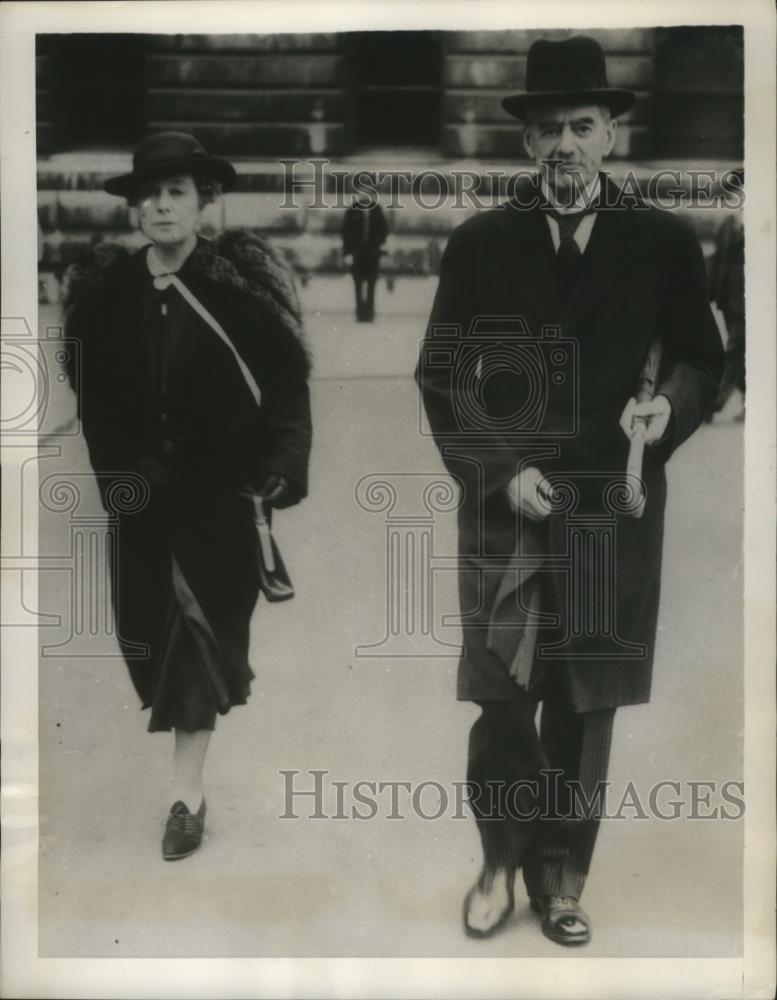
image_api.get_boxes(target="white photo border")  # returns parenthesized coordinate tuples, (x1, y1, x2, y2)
(1, 1, 774, 997)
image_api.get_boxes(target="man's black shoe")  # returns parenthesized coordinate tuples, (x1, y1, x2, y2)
(531, 894, 591, 946)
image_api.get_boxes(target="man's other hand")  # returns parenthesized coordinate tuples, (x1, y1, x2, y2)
(505, 466, 555, 522)
(619, 394, 672, 445)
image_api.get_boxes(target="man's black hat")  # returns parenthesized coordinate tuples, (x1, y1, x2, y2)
(501, 35, 635, 120)
(104, 131, 237, 198)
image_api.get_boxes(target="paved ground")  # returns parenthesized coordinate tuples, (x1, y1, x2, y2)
(36, 276, 743, 957)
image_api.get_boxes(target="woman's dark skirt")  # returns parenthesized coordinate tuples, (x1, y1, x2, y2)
(108, 486, 261, 732)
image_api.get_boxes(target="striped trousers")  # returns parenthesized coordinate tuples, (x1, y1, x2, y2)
(467, 689, 615, 900)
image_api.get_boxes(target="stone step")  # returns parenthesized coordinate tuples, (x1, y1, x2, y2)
(71, 119, 652, 160)
(147, 87, 347, 123)
(37, 156, 743, 196)
(443, 53, 655, 89)
(38, 177, 741, 237)
(144, 121, 349, 156)
(36, 159, 321, 194)
(442, 89, 653, 124)
(145, 33, 340, 53)
(442, 123, 652, 159)
(146, 53, 345, 88)
(445, 28, 656, 53)
(37, 155, 742, 277)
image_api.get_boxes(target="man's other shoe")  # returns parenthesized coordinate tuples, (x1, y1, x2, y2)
(531, 894, 591, 946)
(463, 868, 515, 938)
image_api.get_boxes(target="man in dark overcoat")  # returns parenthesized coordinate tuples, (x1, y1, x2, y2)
(342, 193, 388, 321)
(416, 36, 724, 946)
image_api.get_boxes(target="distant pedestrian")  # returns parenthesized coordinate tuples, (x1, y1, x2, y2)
(342, 194, 387, 321)
(708, 209, 745, 419)
(63, 132, 312, 862)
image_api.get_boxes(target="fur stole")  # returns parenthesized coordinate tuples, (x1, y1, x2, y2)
(62, 230, 311, 376)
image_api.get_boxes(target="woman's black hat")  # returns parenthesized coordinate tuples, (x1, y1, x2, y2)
(104, 131, 237, 198)
(501, 35, 635, 120)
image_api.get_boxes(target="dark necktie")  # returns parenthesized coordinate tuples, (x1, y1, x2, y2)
(545, 208, 593, 301)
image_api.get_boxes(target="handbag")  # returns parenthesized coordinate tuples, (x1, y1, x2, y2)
(248, 493, 295, 602)
(163, 271, 296, 602)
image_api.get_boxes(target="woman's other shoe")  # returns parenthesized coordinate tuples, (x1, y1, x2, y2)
(162, 799, 207, 861)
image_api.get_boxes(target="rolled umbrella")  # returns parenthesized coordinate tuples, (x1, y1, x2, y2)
(625, 336, 663, 519)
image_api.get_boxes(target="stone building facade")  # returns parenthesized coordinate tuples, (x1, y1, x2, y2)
(36, 27, 743, 279)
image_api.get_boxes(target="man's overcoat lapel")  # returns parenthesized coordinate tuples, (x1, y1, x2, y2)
(491, 175, 642, 330)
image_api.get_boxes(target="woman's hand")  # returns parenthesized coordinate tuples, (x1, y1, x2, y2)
(258, 474, 293, 508)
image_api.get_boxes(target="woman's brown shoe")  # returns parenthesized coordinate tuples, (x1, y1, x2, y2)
(162, 799, 207, 860)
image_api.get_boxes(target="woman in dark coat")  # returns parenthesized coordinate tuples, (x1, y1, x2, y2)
(63, 132, 312, 860)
